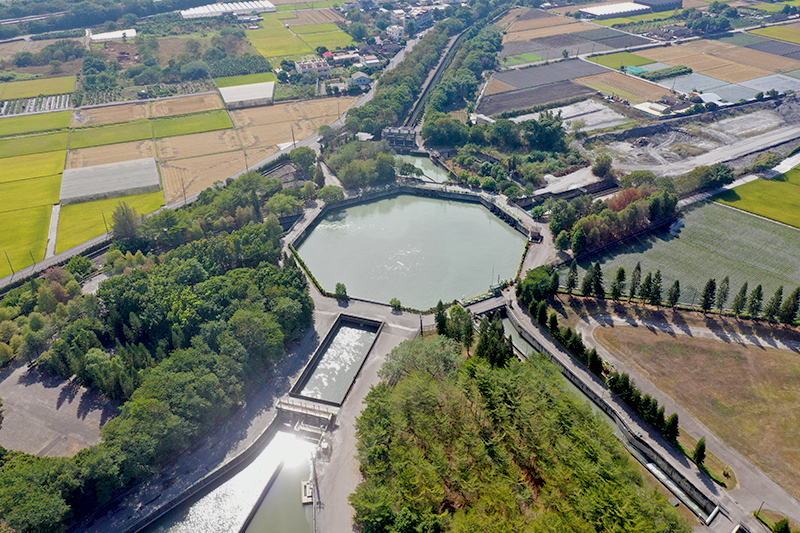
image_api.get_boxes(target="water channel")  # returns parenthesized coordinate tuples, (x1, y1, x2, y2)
(298, 195, 527, 310)
(396, 154, 451, 183)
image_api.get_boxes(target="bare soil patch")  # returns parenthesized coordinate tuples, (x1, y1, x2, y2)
(682, 39, 738, 55)
(495, 6, 528, 28)
(66, 140, 156, 169)
(715, 46, 800, 72)
(507, 15, 574, 33)
(701, 63, 772, 83)
(574, 71, 670, 103)
(0, 39, 53, 62)
(156, 129, 242, 160)
(503, 22, 596, 43)
(593, 324, 800, 500)
(230, 97, 356, 127)
(478, 81, 595, 115)
(638, 45, 701, 64)
(484, 78, 517, 96)
(297, 96, 357, 122)
(285, 8, 344, 26)
(150, 93, 223, 117)
(239, 120, 317, 148)
(0, 361, 117, 457)
(71, 102, 150, 128)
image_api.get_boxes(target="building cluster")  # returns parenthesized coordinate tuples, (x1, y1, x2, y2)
(578, 0, 682, 19)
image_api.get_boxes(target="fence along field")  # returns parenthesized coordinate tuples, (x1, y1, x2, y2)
(716, 170, 800, 228)
(563, 202, 800, 307)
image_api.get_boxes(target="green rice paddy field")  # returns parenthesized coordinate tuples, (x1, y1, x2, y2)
(152, 109, 233, 138)
(716, 172, 800, 228)
(562, 202, 800, 307)
(300, 31, 354, 50)
(0, 111, 71, 138)
(1, 151, 66, 183)
(247, 17, 313, 58)
(69, 120, 153, 149)
(0, 132, 69, 158)
(589, 52, 654, 70)
(56, 192, 165, 254)
(0, 76, 77, 100)
(215, 72, 278, 87)
(292, 23, 340, 34)
(750, 25, 800, 44)
(503, 53, 543, 65)
(0, 175, 61, 213)
(0, 206, 52, 279)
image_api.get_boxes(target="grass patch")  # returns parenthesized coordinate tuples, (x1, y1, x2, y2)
(715, 175, 800, 228)
(562, 201, 800, 308)
(299, 30, 355, 50)
(750, 2, 786, 11)
(0, 151, 66, 183)
(0, 76, 77, 100)
(292, 22, 341, 34)
(0, 206, 51, 278)
(589, 52, 654, 70)
(56, 191, 164, 254)
(0, 131, 69, 158)
(592, 321, 800, 500)
(751, 25, 800, 44)
(0, 174, 61, 213)
(503, 52, 543, 65)
(215, 72, 278, 87)
(152, 109, 233, 138)
(675, 432, 735, 489)
(247, 17, 313, 58)
(276, 11, 297, 19)
(69, 120, 152, 149)
(0, 111, 71, 138)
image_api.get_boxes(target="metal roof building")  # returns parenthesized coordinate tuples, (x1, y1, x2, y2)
(579, 2, 650, 19)
(218, 81, 275, 108)
(180, 1, 276, 19)
(60, 158, 162, 205)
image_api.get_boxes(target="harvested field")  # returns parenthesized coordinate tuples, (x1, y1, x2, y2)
(678, 52, 736, 73)
(150, 93, 223, 117)
(157, 129, 242, 160)
(56, 191, 164, 254)
(161, 150, 246, 204)
(0, 39, 53, 62)
(747, 39, 800, 57)
(483, 78, 516, 96)
(0, 111, 71, 137)
(594, 325, 800, 500)
(495, 6, 527, 28)
(477, 81, 595, 116)
(71, 102, 150, 127)
(589, 51, 654, 69)
(214, 72, 278, 87)
(507, 15, 574, 33)
(502, 22, 596, 43)
(66, 140, 156, 169)
(152, 109, 233, 138)
(574, 71, 669, 103)
(715, 45, 800, 71)
(637, 45, 700, 64)
(682, 39, 738, 57)
(494, 59, 608, 90)
(0, 174, 61, 213)
(0, 151, 66, 183)
(0, 131, 69, 158)
(283, 8, 343, 26)
(238, 120, 317, 148)
(230, 97, 356, 127)
(0, 206, 51, 278)
(69, 121, 152, 149)
(0, 76, 76, 100)
(701, 63, 771, 83)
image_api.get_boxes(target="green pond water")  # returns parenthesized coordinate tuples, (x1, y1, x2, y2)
(298, 195, 527, 310)
(396, 154, 450, 183)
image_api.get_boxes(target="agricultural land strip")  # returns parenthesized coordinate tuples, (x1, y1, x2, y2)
(214, 72, 278, 88)
(493, 59, 609, 90)
(715, 169, 800, 228)
(149, 93, 223, 117)
(0, 76, 77, 100)
(152, 109, 233, 138)
(69, 120, 153, 149)
(574, 71, 670, 104)
(71, 102, 150, 127)
(56, 191, 165, 254)
(156, 129, 242, 160)
(247, 17, 313, 58)
(751, 26, 800, 45)
(477, 81, 595, 115)
(0, 151, 66, 183)
(66, 140, 156, 169)
(0, 131, 69, 158)
(0, 174, 61, 213)
(589, 52, 654, 70)
(0, 206, 52, 278)
(0, 111, 71, 137)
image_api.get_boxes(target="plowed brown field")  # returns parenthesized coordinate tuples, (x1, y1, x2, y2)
(156, 129, 242, 160)
(71, 102, 150, 128)
(66, 140, 156, 169)
(150, 93, 224, 117)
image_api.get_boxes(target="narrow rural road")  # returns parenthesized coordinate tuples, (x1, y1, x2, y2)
(573, 310, 800, 528)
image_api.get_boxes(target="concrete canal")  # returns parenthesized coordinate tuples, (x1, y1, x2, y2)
(297, 195, 527, 310)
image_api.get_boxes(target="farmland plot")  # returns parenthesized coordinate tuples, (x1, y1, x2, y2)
(150, 93, 224, 117)
(0, 174, 61, 213)
(0, 111, 71, 137)
(71, 102, 150, 127)
(0, 131, 69, 158)
(156, 129, 242, 160)
(0, 206, 51, 278)
(69, 121, 152, 149)
(66, 140, 156, 169)
(562, 202, 800, 307)
(716, 169, 800, 228)
(0, 151, 66, 183)
(152, 109, 233, 138)
(0, 76, 76, 100)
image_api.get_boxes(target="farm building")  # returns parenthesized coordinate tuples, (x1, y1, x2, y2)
(60, 158, 161, 205)
(219, 81, 275, 108)
(579, 2, 650, 19)
(635, 0, 682, 11)
(180, 1, 276, 19)
(88, 28, 137, 42)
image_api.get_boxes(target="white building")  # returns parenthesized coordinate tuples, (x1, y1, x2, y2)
(219, 81, 275, 108)
(360, 54, 380, 67)
(391, 9, 405, 24)
(578, 2, 650, 19)
(88, 28, 137, 42)
(295, 58, 331, 77)
(387, 25, 403, 40)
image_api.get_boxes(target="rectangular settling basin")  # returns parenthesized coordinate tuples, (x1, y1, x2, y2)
(291, 314, 382, 406)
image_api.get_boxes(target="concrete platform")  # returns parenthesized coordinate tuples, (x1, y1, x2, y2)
(60, 157, 161, 205)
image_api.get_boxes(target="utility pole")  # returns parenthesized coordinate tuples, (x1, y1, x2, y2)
(180, 175, 187, 206)
(4, 250, 14, 277)
(291, 124, 297, 149)
(101, 210, 109, 234)
(29, 251, 36, 272)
